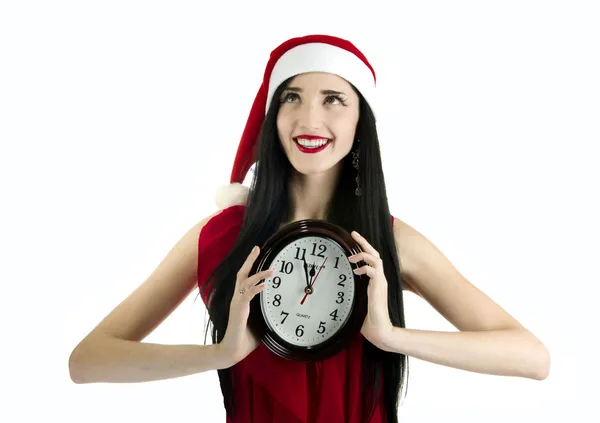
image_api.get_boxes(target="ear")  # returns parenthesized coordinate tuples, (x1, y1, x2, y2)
(214, 182, 249, 209)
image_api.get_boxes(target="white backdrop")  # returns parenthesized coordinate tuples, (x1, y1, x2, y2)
(1, 1, 594, 422)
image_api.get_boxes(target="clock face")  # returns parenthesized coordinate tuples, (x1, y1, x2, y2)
(260, 235, 355, 348)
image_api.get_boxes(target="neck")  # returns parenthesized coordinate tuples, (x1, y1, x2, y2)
(284, 165, 341, 225)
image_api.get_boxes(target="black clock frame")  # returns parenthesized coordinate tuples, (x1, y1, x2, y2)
(247, 219, 368, 362)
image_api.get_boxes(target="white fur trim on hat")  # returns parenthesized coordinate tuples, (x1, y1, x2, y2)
(266, 42, 377, 116)
(214, 182, 249, 209)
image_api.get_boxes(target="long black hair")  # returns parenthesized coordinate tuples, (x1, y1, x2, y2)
(199, 76, 409, 423)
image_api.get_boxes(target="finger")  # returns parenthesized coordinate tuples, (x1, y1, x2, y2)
(351, 231, 380, 259)
(349, 252, 383, 269)
(353, 265, 379, 278)
(237, 273, 270, 302)
(247, 281, 267, 298)
(237, 246, 261, 283)
(244, 269, 275, 290)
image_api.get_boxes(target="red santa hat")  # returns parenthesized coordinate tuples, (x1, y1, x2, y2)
(215, 34, 377, 209)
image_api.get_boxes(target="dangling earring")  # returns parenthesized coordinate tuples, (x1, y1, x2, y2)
(352, 140, 362, 196)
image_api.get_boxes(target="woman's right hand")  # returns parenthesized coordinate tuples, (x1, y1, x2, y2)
(219, 245, 273, 367)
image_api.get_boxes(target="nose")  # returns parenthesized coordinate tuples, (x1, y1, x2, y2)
(296, 100, 323, 130)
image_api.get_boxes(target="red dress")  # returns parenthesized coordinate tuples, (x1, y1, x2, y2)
(197, 205, 389, 423)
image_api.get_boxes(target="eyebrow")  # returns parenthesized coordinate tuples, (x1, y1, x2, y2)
(284, 87, 347, 96)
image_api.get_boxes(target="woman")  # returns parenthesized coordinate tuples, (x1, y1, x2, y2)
(69, 34, 550, 423)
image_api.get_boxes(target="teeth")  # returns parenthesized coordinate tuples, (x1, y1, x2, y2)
(296, 138, 330, 148)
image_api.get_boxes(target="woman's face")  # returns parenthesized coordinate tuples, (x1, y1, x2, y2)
(276, 72, 360, 176)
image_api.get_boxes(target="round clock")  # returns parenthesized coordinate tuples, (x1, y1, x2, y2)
(247, 219, 368, 362)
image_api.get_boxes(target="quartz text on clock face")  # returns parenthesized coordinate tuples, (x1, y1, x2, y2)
(260, 235, 355, 347)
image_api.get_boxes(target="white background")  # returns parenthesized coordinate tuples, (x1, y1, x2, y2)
(1, 1, 595, 421)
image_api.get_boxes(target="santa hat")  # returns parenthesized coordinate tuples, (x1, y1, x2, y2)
(215, 34, 377, 209)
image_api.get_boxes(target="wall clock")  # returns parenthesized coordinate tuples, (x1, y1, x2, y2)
(248, 219, 368, 362)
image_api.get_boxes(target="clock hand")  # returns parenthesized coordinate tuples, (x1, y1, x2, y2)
(302, 256, 311, 289)
(309, 262, 316, 284)
(309, 257, 327, 289)
(300, 256, 328, 305)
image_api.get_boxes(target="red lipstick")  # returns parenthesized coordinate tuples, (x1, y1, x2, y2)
(294, 135, 332, 154)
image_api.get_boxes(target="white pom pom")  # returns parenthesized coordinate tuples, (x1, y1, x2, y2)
(214, 182, 250, 209)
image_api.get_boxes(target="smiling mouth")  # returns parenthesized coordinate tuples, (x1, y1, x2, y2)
(293, 137, 332, 149)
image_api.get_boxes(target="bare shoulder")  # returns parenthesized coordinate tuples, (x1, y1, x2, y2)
(391, 215, 525, 332)
(391, 214, 460, 297)
(391, 216, 422, 295)
(75, 209, 223, 345)
(391, 216, 431, 269)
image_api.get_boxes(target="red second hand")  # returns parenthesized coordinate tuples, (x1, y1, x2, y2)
(300, 256, 328, 305)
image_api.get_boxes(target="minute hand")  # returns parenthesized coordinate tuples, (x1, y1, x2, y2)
(302, 256, 311, 288)
(300, 257, 328, 305)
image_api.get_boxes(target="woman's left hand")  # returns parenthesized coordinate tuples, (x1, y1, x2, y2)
(349, 231, 394, 351)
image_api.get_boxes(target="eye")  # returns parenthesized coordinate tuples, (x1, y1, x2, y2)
(324, 95, 347, 106)
(281, 92, 300, 103)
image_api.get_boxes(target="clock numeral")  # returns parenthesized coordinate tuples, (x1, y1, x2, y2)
(317, 321, 326, 334)
(330, 309, 339, 321)
(311, 243, 327, 258)
(272, 276, 281, 289)
(280, 310, 289, 324)
(336, 292, 344, 304)
(279, 260, 294, 274)
(272, 294, 282, 307)
(338, 274, 346, 287)
(334, 256, 340, 269)
(296, 325, 304, 337)
(294, 247, 306, 261)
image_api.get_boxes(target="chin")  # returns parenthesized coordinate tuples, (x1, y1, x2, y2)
(289, 161, 340, 177)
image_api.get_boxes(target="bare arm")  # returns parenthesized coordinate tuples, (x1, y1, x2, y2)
(68, 210, 231, 384)
(69, 338, 230, 383)
(382, 327, 548, 380)
(391, 217, 550, 380)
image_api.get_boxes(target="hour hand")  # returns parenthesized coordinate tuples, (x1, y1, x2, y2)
(302, 256, 311, 288)
(309, 262, 316, 285)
